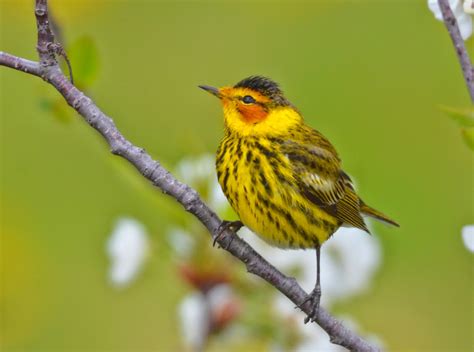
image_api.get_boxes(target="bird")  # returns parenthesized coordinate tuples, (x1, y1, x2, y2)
(199, 76, 398, 322)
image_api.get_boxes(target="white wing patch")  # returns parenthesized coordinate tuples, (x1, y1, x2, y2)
(302, 173, 335, 191)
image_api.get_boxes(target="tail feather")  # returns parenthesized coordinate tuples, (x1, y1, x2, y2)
(360, 202, 399, 227)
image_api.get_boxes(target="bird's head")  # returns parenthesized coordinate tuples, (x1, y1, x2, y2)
(199, 76, 302, 136)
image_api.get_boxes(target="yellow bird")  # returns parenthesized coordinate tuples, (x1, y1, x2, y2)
(200, 76, 398, 321)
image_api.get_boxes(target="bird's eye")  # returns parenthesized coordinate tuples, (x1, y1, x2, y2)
(242, 95, 256, 104)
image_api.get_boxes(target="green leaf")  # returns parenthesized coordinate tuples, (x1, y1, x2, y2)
(67, 36, 100, 88)
(461, 127, 474, 151)
(52, 99, 74, 123)
(439, 105, 474, 127)
(38, 98, 53, 112)
(39, 98, 73, 123)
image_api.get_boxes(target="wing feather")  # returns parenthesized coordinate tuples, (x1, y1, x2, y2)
(280, 128, 369, 232)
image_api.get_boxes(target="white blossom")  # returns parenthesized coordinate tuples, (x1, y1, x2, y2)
(179, 284, 236, 350)
(428, 0, 473, 40)
(464, 0, 474, 14)
(179, 292, 209, 351)
(106, 217, 150, 288)
(208, 284, 236, 313)
(292, 316, 383, 352)
(245, 225, 381, 309)
(461, 225, 474, 252)
(244, 221, 382, 348)
(295, 317, 357, 352)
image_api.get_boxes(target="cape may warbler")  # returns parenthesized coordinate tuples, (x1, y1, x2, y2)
(200, 76, 398, 322)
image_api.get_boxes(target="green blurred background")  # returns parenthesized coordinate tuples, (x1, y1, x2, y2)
(1, 0, 473, 350)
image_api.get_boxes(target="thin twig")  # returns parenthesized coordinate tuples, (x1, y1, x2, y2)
(438, 0, 474, 102)
(0, 1, 380, 351)
(0, 52, 41, 76)
(50, 43, 74, 84)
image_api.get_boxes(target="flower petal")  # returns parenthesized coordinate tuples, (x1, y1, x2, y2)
(464, 0, 474, 14)
(106, 217, 150, 288)
(457, 13, 473, 39)
(461, 225, 474, 252)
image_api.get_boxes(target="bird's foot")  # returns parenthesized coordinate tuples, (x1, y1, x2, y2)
(213, 220, 243, 249)
(296, 285, 321, 324)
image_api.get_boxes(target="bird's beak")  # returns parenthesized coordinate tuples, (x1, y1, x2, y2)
(198, 85, 222, 99)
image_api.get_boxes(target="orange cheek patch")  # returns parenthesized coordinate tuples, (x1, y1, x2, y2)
(238, 104, 269, 124)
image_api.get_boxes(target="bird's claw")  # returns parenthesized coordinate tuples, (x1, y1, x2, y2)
(296, 286, 321, 324)
(212, 220, 243, 249)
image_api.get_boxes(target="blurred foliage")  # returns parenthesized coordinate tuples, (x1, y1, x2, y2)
(440, 105, 474, 127)
(1, 0, 473, 351)
(462, 126, 474, 149)
(67, 35, 100, 89)
(440, 105, 474, 149)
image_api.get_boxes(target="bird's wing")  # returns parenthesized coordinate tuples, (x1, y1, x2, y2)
(280, 130, 369, 232)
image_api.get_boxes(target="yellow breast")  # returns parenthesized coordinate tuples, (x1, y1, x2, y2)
(216, 135, 339, 249)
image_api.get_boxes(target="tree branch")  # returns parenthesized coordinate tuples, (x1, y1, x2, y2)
(0, 1, 380, 351)
(35, 0, 57, 67)
(438, 0, 474, 102)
